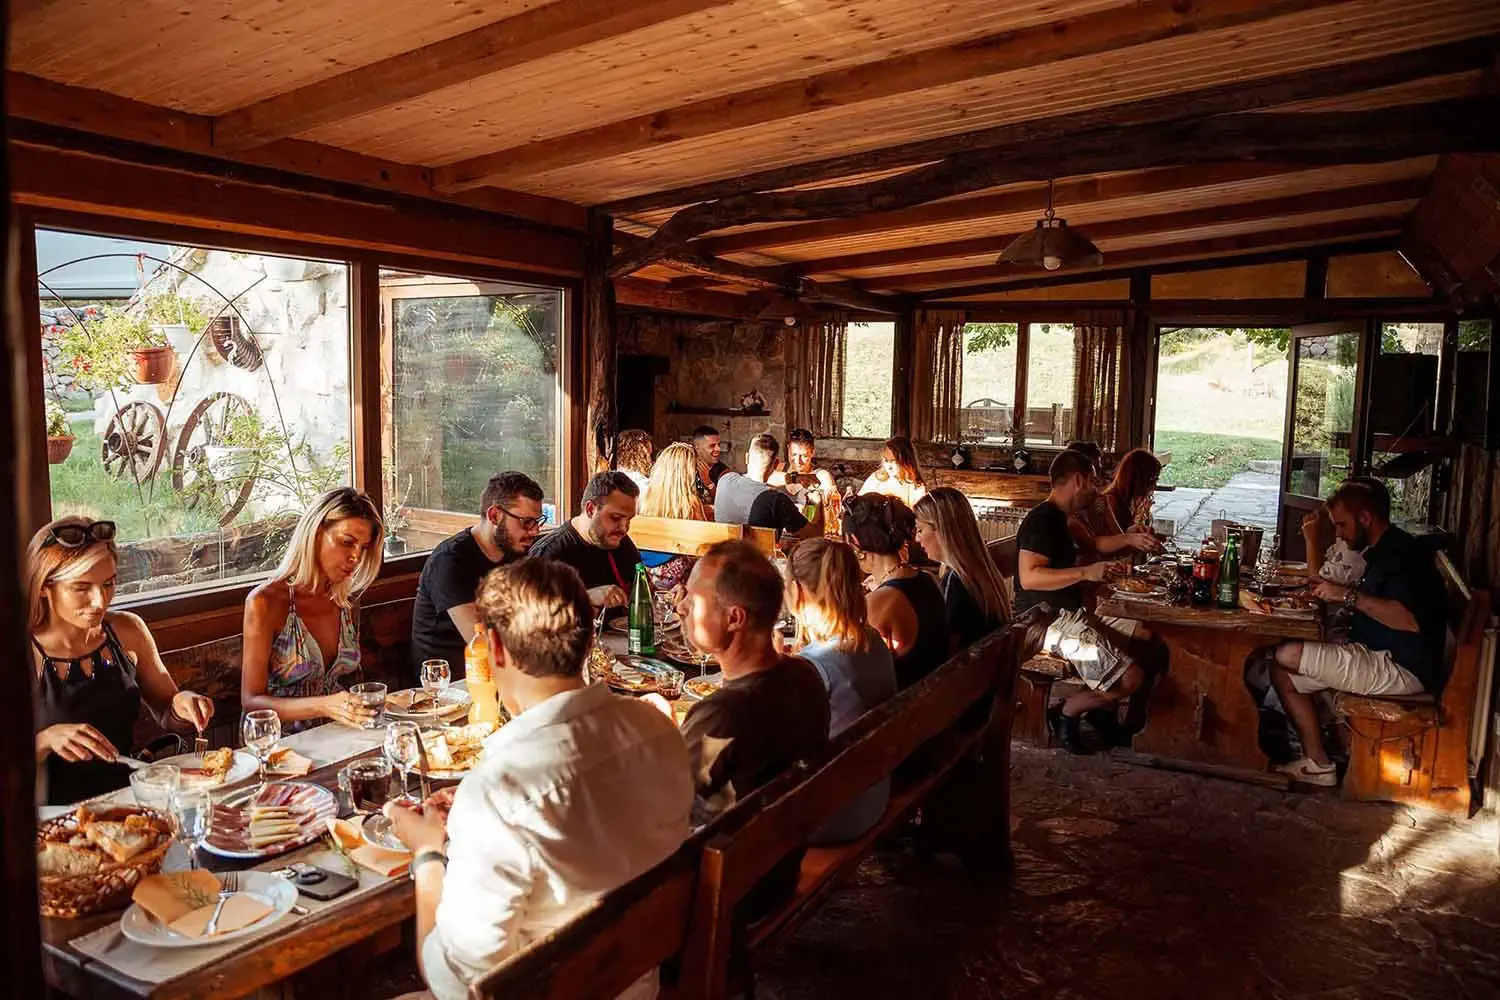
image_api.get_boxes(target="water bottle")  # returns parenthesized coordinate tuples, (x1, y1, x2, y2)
(628, 563, 655, 656)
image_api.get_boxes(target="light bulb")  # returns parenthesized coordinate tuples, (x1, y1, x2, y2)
(1042, 255, 1063, 271)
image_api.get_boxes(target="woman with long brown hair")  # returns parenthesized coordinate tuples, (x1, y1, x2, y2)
(914, 487, 1012, 653)
(639, 442, 709, 595)
(858, 435, 927, 509)
(28, 516, 215, 804)
(1076, 447, 1163, 561)
(785, 537, 896, 842)
(615, 429, 654, 494)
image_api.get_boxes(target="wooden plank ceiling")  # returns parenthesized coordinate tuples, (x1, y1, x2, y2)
(9, 0, 1500, 303)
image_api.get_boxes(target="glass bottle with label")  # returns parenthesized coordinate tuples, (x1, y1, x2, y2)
(1215, 532, 1242, 609)
(628, 563, 655, 656)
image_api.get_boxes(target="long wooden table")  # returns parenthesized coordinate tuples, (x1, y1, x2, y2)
(1095, 597, 1322, 773)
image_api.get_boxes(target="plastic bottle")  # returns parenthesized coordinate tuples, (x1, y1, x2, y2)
(466, 624, 502, 725)
(628, 563, 655, 656)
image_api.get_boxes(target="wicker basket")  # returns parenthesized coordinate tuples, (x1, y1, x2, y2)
(36, 806, 175, 919)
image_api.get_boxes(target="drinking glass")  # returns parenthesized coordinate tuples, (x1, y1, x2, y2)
(420, 660, 451, 718)
(654, 666, 685, 701)
(241, 709, 282, 789)
(130, 763, 180, 812)
(170, 785, 214, 870)
(350, 681, 388, 729)
(338, 757, 394, 813)
(384, 722, 422, 802)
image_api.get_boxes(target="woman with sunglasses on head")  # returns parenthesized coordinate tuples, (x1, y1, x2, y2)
(28, 517, 215, 805)
(242, 488, 384, 731)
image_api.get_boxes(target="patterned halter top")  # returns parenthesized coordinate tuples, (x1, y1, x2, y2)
(267, 586, 361, 730)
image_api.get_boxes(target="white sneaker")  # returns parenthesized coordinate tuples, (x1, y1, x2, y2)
(1276, 757, 1337, 787)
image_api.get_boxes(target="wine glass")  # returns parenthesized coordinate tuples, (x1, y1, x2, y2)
(241, 709, 281, 790)
(170, 785, 214, 871)
(420, 659, 451, 718)
(384, 721, 421, 802)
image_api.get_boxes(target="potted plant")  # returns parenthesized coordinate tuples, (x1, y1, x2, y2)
(45, 398, 75, 464)
(58, 307, 175, 389)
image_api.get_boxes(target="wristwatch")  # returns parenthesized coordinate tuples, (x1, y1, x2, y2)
(1342, 587, 1359, 611)
(410, 848, 447, 880)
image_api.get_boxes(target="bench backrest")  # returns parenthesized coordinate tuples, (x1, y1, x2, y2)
(630, 515, 778, 558)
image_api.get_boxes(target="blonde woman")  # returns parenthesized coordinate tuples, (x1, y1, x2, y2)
(786, 537, 896, 842)
(616, 429, 654, 494)
(858, 436, 927, 508)
(639, 442, 708, 596)
(914, 487, 1013, 654)
(28, 517, 214, 805)
(242, 488, 384, 729)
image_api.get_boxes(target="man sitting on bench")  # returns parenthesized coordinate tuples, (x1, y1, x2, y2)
(1014, 448, 1146, 754)
(1269, 480, 1446, 787)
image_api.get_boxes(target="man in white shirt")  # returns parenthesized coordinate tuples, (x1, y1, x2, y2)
(386, 557, 694, 1000)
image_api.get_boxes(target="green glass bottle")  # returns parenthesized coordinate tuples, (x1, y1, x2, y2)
(628, 562, 655, 656)
(1215, 532, 1241, 609)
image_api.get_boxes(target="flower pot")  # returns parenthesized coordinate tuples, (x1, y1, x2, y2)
(262, 257, 308, 282)
(47, 435, 75, 464)
(384, 533, 408, 556)
(130, 346, 175, 385)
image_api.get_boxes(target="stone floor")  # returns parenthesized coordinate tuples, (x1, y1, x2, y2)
(1155, 470, 1281, 548)
(754, 747, 1500, 1000)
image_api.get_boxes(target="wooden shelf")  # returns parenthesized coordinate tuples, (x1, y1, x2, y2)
(666, 403, 770, 417)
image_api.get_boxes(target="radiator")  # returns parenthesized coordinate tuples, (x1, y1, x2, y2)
(971, 500, 1026, 542)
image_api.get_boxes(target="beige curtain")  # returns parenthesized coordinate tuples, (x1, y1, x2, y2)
(1072, 310, 1130, 453)
(911, 309, 967, 442)
(787, 313, 847, 437)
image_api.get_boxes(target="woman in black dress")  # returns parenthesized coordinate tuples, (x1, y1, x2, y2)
(914, 487, 1012, 653)
(842, 494, 949, 689)
(29, 517, 214, 805)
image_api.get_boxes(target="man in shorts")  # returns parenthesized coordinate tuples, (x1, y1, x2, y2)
(1013, 448, 1146, 754)
(1269, 480, 1445, 786)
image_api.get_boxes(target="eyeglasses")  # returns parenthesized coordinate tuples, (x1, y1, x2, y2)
(44, 520, 117, 549)
(494, 507, 546, 531)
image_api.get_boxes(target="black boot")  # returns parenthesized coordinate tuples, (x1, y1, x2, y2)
(1048, 705, 1088, 755)
(1085, 708, 1129, 748)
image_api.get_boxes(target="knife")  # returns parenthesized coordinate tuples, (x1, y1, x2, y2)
(413, 730, 431, 802)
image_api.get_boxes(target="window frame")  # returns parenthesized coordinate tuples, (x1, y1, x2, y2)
(958, 320, 1085, 449)
(21, 206, 578, 625)
(840, 319, 897, 440)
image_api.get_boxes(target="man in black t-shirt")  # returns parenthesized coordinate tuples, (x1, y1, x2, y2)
(1269, 480, 1445, 787)
(527, 471, 643, 610)
(1015, 449, 1145, 753)
(713, 433, 821, 539)
(410, 472, 544, 682)
(692, 425, 730, 503)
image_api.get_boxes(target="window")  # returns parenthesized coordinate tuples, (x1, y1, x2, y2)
(1373, 322, 1445, 524)
(383, 270, 565, 553)
(841, 321, 894, 438)
(37, 228, 352, 599)
(958, 322, 1077, 447)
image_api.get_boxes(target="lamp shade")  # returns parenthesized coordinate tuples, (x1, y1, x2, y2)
(997, 218, 1103, 271)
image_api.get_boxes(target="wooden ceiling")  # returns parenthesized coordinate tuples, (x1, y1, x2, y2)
(8, 0, 1500, 306)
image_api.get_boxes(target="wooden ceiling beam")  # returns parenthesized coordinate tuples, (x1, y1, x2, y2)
(616, 278, 791, 322)
(433, 0, 1343, 193)
(604, 34, 1500, 217)
(881, 220, 1407, 295)
(613, 99, 1500, 276)
(790, 177, 1430, 275)
(211, 0, 736, 151)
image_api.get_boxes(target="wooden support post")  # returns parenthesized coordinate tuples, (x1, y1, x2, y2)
(348, 260, 384, 513)
(1303, 254, 1328, 300)
(1128, 272, 1153, 450)
(585, 210, 619, 476)
(892, 303, 916, 438)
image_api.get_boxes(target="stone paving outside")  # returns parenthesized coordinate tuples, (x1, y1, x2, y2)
(1153, 469, 1281, 548)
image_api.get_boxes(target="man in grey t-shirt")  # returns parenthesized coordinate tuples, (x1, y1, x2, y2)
(713, 433, 822, 539)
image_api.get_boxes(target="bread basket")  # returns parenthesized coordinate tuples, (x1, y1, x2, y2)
(36, 805, 175, 918)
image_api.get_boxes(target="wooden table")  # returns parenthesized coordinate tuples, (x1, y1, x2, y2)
(1095, 597, 1322, 773)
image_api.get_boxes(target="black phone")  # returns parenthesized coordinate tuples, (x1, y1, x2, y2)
(285, 862, 358, 901)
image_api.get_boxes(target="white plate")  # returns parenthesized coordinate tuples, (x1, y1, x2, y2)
(1111, 583, 1168, 600)
(386, 688, 471, 722)
(606, 615, 680, 634)
(201, 782, 339, 860)
(150, 750, 259, 790)
(119, 871, 298, 949)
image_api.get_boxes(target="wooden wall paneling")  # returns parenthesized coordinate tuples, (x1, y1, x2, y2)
(585, 212, 619, 474)
(1325, 251, 1434, 297)
(1150, 261, 1308, 300)
(349, 260, 384, 512)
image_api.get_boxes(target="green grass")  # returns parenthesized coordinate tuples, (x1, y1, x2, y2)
(49, 423, 221, 541)
(1155, 431, 1282, 490)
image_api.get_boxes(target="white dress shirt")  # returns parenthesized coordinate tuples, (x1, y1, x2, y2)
(421, 682, 694, 1000)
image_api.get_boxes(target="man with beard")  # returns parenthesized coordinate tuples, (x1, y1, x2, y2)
(1268, 479, 1445, 787)
(692, 425, 729, 503)
(528, 471, 643, 611)
(411, 472, 545, 680)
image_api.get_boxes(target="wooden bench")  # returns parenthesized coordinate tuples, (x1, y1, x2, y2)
(470, 625, 1023, 1000)
(1334, 554, 1491, 814)
(630, 515, 778, 558)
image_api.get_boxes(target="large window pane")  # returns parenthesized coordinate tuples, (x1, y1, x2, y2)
(385, 270, 563, 553)
(37, 228, 352, 598)
(1023, 323, 1077, 447)
(960, 323, 1018, 443)
(842, 321, 894, 438)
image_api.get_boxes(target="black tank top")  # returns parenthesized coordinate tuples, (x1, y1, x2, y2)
(879, 572, 951, 689)
(33, 621, 142, 806)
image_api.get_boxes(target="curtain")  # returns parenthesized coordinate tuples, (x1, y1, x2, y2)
(910, 309, 967, 442)
(787, 313, 847, 437)
(1072, 310, 1130, 453)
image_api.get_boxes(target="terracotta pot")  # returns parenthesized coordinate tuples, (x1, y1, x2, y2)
(47, 435, 75, 464)
(131, 345, 175, 385)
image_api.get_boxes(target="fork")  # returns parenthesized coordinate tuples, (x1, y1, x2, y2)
(193, 729, 209, 757)
(204, 871, 239, 936)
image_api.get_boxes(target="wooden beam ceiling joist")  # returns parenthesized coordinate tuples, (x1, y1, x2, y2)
(613, 98, 1500, 276)
(789, 177, 1429, 276)
(603, 34, 1500, 218)
(894, 221, 1406, 296)
(615, 278, 786, 322)
(211, 0, 737, 151)
(433, 0, 1345, 193)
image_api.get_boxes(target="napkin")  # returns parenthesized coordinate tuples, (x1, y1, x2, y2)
(326, 817, 410, 878)
(169, 894, 274, 938)
(132, 870, 274, 938)
(265, 749, 314, 777)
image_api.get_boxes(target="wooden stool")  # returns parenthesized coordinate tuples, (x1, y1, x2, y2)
(1015, 653, 1070, 747)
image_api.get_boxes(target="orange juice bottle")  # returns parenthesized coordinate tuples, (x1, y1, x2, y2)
(466, 624, 502, 725)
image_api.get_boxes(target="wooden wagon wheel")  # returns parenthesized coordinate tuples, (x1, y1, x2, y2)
(171, 391, 256, 525)
(100, 401, 167, 482)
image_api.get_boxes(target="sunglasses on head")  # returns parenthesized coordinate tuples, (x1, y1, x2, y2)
(45, 520, 118, 549)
